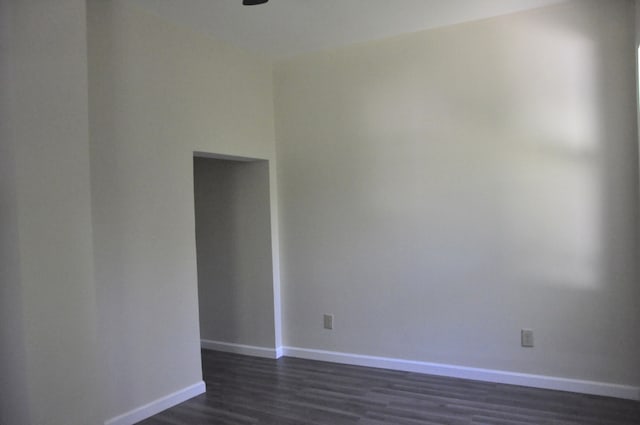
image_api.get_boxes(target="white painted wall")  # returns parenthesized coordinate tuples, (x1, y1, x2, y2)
(0, 0, 101, 424)
(87, 1, 279, 421)
(275, 0, 640, 387)
(2, 0, 638, 422)
(194, 158, 275, 348)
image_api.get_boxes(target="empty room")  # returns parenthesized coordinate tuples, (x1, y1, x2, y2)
(1, 0, 640, 424)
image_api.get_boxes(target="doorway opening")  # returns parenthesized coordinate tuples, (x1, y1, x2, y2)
(193, 154, 278, 358)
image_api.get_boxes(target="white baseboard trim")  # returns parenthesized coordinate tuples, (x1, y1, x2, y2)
(282, 347, 640, 401)
(104, 381, 205, 425)
(201, 339, 281, 359)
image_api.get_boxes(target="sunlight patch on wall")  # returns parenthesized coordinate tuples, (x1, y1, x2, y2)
(500, 18, 601, 290)
(505, 23, 598, 153)
(354, 12, 603, 291)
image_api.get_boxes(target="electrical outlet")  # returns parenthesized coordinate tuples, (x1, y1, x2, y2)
(323, 314, 334, 330)
(521, 329, 534, 347)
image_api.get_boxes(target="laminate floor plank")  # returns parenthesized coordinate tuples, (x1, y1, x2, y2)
(138, 350, 640, 425)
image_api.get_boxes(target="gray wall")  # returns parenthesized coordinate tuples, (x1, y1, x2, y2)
(275, 0, 640, 386)
(0, 1, 29, 422)
(194, 158, 275, 348)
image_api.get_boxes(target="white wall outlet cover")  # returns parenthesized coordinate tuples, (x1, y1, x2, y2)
(323, 314, 334, 330)
(521, 329, 534, 347)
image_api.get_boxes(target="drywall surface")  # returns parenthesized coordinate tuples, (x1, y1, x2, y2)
(0, 1, 29, 423)
(87, 1, 278, 420)
(275, 0, 640, 387)
(637, 0, 640, 145)
(1, 0, 101, 424)
(194, 158, 275, 348)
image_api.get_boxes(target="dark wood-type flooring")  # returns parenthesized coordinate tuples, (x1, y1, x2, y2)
(139, 349, 640, 425)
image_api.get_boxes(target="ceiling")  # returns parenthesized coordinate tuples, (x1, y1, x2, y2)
(133, 0, 568, 60)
